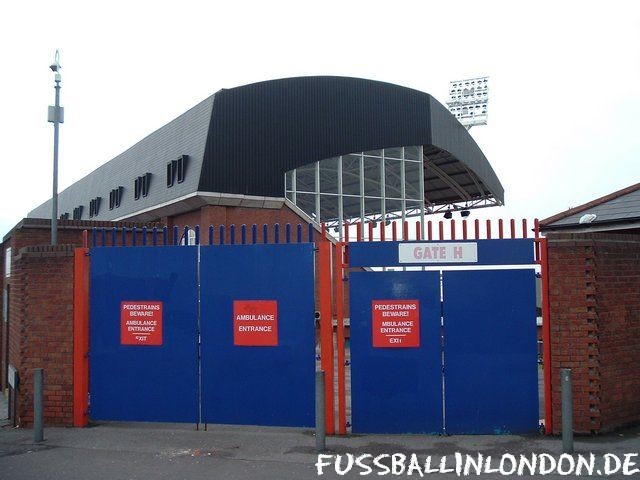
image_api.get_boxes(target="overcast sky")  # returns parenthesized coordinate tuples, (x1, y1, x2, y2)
(1, 1, 638, 238)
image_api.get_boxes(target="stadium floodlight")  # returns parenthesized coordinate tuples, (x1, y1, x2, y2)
(446, 76, 489, 129)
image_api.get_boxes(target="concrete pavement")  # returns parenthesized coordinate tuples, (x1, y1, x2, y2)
(1, 421, 639, 479)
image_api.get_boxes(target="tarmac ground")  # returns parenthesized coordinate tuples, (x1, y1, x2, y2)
(0, 419, 639, 480)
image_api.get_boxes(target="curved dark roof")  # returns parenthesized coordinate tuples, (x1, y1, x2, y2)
(200, 76, 503, 205)
(29, 76, 502, 223)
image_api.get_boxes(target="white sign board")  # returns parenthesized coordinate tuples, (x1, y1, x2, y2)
(5, 247, 11, 278)
(399, 242, 478, 264)
(8, 364, 17, 389)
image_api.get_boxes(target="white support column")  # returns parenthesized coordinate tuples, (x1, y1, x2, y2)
(292, 168, 297, 204)
(359, 152, 365, 230)
(315, 161, 321, 223)
(337, 156, 344, 241)
(380, 150, 386, 228)
(419, 145, 426, 239)
(400, 147, 407, 229)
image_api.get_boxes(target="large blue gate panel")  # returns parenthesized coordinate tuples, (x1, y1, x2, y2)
(350, 271, 442, 434)
(443, 269, 538, 434)
(90, 247, 199, 422)
(200, 244, 315, 427)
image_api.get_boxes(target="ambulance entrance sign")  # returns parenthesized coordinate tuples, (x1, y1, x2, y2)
(233, 300, 278, 346)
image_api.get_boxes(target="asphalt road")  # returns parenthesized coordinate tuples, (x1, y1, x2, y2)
(1, 421, 639, 479)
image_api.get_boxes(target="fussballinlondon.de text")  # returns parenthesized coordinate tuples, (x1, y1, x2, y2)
(316, 452, 639, 476)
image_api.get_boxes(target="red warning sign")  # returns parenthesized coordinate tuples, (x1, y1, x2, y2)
(233, 300, 278, 346)
(372, 300, 420, 348)
(121, 301, 163, 346)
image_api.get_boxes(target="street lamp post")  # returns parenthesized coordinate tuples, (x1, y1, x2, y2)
(48, 50, 63, 245)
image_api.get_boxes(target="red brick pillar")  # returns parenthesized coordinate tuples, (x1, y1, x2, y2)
(9, 245, 75, 427)
(547, 235, 600, 434)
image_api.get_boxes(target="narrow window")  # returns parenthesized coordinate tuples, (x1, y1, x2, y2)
(177, 155, 188, 183)
(134, 177, 141, 200)
(142, 172, 152, 197)
(167, 161, 176, 187)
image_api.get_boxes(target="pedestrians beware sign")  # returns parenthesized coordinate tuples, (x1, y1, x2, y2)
(120, 301, 163, 346)
(372, 300, 420, 347)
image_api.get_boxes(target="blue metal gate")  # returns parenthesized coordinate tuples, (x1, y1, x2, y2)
(200, 244, 315, 427)
(443, 269, 538, 434)
(89, 228, 315, 426)
(90, 247, 199, 422)
(348, 238, 539, 434)
(350, 271, 442, 434)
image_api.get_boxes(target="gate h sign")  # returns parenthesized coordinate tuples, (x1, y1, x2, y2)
(400, 242, 478, 263)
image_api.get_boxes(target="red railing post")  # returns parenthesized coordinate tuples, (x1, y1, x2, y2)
(486, 219, 492, 239)
(403, 221, 409, 241)
(462, 220, 468, 240)
(474, 219, 480, 240)
(334, 242, 346, 435)
(498, 219, 504, 239)
(510, 219, 516, 239)
(450, 219, 456, 240)
(539, 237, 553, 434)
(391, 221, 397, 241)
(318, 225, 335, 434)
(73, 247, 90, 427)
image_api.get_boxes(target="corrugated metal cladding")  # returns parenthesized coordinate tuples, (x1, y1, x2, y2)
(199, 76, 435, 197)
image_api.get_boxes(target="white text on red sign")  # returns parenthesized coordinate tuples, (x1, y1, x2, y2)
(372, 300, 420, 348)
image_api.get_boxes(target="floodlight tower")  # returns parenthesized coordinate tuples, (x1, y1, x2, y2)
(446, 76, 489, 130)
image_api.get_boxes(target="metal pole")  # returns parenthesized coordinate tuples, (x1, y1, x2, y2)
(34, 368, 44, 443)
(561, 368, 573, 453)
(315, 370, 326, 452)
(51, 79, 60, 246)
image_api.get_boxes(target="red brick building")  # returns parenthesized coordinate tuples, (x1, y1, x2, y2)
(541, 183, 640, 433)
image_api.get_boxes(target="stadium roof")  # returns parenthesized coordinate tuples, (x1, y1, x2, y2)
(29, 76, 504, 223)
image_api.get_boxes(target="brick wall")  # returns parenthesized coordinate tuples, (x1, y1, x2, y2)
(595, 237, 640, 430)
(9, 245, 75, 426)
(548, 232, 640, 434)
(170, 204, 311, 244)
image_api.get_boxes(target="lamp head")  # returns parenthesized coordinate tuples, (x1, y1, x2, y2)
(50, 50, 61, 72)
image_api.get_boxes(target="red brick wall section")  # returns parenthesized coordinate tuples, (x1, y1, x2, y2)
(9, 245, 75, 427)
(548, 232, 640, 434)
(172, 204, 310, 244)
(594, 237, 640, 431)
